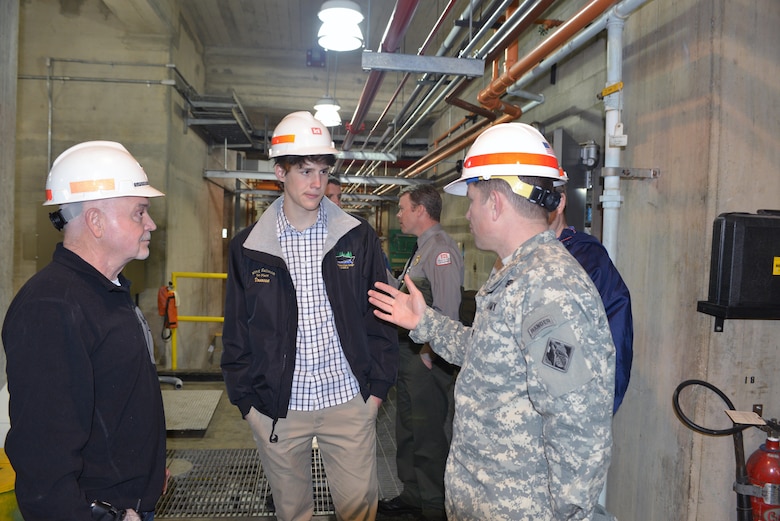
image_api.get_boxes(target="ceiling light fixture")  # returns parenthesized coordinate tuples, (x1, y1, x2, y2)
(317, 0, 364, 52)
(314, 95, 342, 127)
(313, 51, 342, 128)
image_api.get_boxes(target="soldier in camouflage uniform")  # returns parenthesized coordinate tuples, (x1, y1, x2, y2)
(369, 123, 615, 521)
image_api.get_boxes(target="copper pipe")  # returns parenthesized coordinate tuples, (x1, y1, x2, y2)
(400, 98, 532, 180)
(478, 0, 618, 110)
(446, 0, 554, 119)
(434, 117, 470, 148)
(400, 118, 492, 179)
(448, 98, 497, 120)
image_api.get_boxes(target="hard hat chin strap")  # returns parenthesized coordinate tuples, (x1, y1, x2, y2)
(489, 175, 561, 211)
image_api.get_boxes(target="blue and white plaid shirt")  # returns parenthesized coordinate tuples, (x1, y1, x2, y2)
(277, 200, 360, 411)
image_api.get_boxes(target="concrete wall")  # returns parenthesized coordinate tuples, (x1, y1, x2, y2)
(431, 1, 780, 520)
(0, 0, 20, 451)
(13, 0, 225, 370)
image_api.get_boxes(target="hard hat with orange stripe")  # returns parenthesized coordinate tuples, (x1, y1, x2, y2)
(444, 123, 568, 196)
(269, 111, 338, 158)
(43, 141, 164, 206)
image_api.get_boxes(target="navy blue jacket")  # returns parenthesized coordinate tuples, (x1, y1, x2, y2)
(221, 197, 398, 427)
(2, 244, 166, 519)
(559, 227, 633, 413)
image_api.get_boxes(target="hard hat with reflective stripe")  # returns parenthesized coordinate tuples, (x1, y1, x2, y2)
(43, 141, 164, 206)
(269, 111, 339, 158)
(444, 123, 567, 196)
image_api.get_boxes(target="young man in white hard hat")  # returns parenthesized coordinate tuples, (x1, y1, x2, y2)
(2, 141, 168, 521)
(221, 111, 398, 521)
(369, 123, 615, 521)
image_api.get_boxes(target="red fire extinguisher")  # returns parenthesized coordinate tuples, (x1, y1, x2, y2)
(157, 283, 178, 340)
(746, 428, 780, 521)
(674, 380, 780, 521)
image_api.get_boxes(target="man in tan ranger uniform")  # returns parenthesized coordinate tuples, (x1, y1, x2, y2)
(379, 184, 463, 521)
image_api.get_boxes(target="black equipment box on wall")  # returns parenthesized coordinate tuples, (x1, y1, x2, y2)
(697, 211, 780, 331)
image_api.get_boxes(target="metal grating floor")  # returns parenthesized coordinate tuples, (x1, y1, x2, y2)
(156, 447, 334, 518)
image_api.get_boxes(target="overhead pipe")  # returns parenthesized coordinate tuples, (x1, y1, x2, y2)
(349, 0, 486, 178)
(397, 0, 618, 180)
(363, 0, 459, 143)
(478, 0, 619, 110)
(505, 0, 651, 262)
(397, 106, 525, 181)
(508, 0, 647, 93)
(381, 0, 535, 166)
(442, 0, 556, 109)
(342, 0, 420, 152)
(388, 0, 549, 173)
(375, 0, 495, 150)
(343, 0, 460, 179)
(503, 1, 521, 73)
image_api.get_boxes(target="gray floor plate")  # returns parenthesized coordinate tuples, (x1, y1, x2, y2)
(162, 390, 222, 433)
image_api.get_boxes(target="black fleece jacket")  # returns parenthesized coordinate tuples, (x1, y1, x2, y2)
(2, 244, 166, 520)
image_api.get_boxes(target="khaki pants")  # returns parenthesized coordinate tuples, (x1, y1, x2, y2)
(246, 395, 379, 521)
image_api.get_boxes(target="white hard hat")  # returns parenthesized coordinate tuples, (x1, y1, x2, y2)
(269, 111, 339, 158)
(444, 123, 567, 196)
(43, 141, 164, 206)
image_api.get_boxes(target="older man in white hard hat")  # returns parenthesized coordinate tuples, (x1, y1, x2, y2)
(221, 112, 398, 521)
(2, 141, 168, 521)
(369, 123, 615, 521)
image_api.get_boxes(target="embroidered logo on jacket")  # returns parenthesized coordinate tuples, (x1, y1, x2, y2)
(252, 268, 275, 283)
(542, 338, 574, 373)
(435, 252, 452, 266)
(336, 251, 356, 270)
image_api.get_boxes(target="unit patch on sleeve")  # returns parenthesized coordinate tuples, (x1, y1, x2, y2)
(542, 338, 574, 373)
(435, 252, 452, 266)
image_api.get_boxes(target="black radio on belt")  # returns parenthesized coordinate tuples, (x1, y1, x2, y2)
(90, 500, 127, 520)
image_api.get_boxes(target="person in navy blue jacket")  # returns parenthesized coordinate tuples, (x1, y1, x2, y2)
(221, 112, 398, 521)
(549, 185, 633, 414)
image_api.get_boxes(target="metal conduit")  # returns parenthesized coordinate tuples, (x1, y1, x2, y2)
(342, 0, 421, 152)
(362, 0, 543, 186)
(478, 0, 619, 109)
(340, 0, 461, 179)
(347, 0, 494, 179)
(345, 0, 484, 179)
(397, 0, 620, 180)
(371, 0, 550, 183)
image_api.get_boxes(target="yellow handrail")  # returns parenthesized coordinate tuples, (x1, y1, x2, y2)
(169, 271, 227, 370)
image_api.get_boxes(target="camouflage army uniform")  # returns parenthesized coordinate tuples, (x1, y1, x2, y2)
(410, 230, 615, 521)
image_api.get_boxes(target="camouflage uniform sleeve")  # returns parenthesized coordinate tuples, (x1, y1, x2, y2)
(410, 306, 469, 366)
(519, 296, 614, 520)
